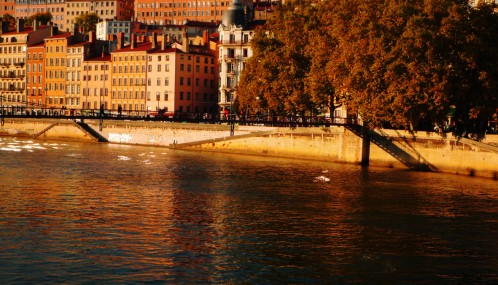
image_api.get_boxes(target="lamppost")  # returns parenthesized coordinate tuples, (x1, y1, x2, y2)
(44, 87, 48, 115)
(229, 91, 234, 136)
(0, 94, 4, 126)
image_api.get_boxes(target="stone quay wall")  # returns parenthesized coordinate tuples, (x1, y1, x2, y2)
(1, 118, 497, 179)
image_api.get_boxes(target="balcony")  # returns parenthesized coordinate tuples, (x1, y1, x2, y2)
(14, 62, 25, 68)
(0, 87, 25, 93)
(0, 74, 25, 80)
(221, 85, 237, 91)
(227, 70, 236, 77)
(223, 55, 238, 62)
(221, 40, 249, 46)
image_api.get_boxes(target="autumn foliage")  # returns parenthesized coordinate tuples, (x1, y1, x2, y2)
(237, 0, 498, 133)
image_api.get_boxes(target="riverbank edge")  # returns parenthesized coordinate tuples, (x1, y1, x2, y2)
(1, 118, 497, 179)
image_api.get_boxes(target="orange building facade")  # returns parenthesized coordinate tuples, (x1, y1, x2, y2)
(44, 33, 69, 109)
(134, 0, 253, 25)
(0, 0, 15, 17)
(26, 43, 45, 109)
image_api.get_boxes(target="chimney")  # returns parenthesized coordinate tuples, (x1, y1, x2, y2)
(71, 23, 79, 36)
(16, 18, 24, 33)
(117, 32, 124, 50)
(202, 30, 209, 46)
(131, 33, 136, 49)
(50, 25, 58, 37)
(151, 32, 157, 49)
(181, 30, 189, 53)
(0, 21, 9, 34)
(33, 19, 39, 31)
(161, 35, 166, 50)
(89, 30, 96, 43)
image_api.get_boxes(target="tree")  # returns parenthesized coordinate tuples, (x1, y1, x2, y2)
(1, 14, 15, 29)
(74, 13, 100, 34)
(25, 12, 52, 26)
(238, 0, 498, 136)
(238, 0, 319, 121)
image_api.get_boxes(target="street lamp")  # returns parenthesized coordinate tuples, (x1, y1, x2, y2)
(0, 94, 4, 126)
(44, 87, 48, 115)
(229, 91, 234, 136)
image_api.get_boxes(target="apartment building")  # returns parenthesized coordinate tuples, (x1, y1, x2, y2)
(82, 52, 110, 111)
(97, 20, 131, 43)
(26, 42, 45, 108)
(65, 0, 133, 32)
(134, 0, 253, 25)
(110, 33, 150, 114)
(15, 0, 66, 33)
(47, 0, 66, 31)
(146, 32, 218, 115)
(44, 32, 69, 108)
(15, 0, 48, 19)
(218, 0, 260, 116)
(0, 19, 51, 112)
(1, 0, 15, 17)
(66, 40, 89, 110)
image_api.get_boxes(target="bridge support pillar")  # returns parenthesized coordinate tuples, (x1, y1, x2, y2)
(361, 125, 370, 166)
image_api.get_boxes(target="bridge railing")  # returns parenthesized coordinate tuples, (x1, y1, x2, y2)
(0, 106, 360, 127)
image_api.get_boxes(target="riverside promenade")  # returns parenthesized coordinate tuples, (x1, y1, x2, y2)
(1, 117, 497, 179)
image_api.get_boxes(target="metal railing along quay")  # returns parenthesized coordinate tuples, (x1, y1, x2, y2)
(0, 107, 356, 128)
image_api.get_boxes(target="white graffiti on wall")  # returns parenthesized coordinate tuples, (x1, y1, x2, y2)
(109, 133, 132, 143)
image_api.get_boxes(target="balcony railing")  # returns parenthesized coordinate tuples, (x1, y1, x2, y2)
(221, 85, 237, 91)
(0, 88, 25, 92)
(0, 74, 25, 79)
(220, 40, 250, 45)
(223, 55, 239, 62)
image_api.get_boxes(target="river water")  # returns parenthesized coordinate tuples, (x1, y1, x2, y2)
(0, 137, 497, 284)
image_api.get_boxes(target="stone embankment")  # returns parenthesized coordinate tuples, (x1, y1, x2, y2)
(1, 118, 497, 179)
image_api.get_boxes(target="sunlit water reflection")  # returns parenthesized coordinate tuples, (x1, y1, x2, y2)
(0, 137, 497, 284)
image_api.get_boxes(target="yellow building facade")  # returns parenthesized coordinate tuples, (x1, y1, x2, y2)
(82, 54, 111, 112)
(44, 33, 69, 109)
(110, 34, 149, 115)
